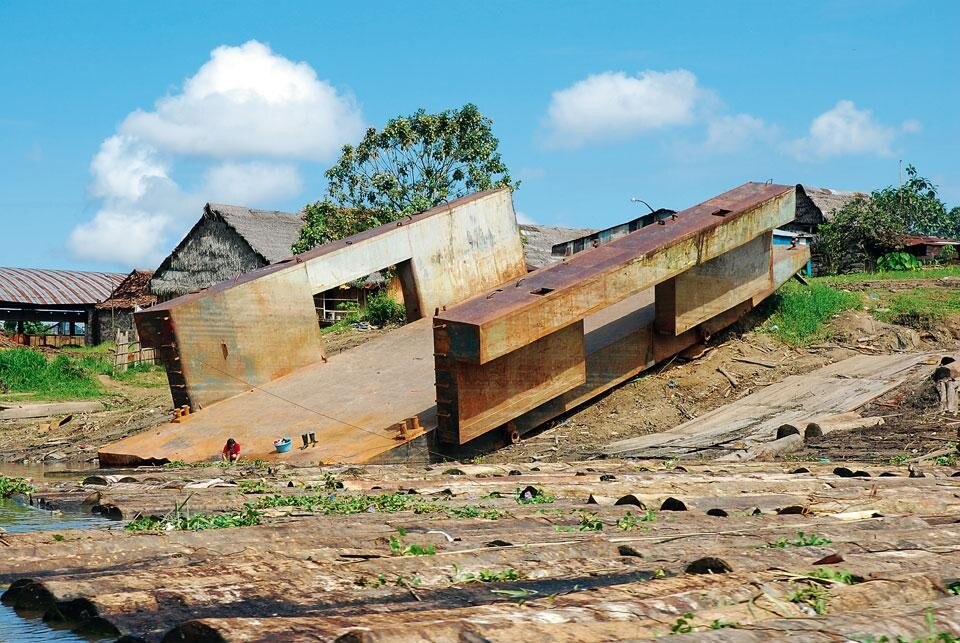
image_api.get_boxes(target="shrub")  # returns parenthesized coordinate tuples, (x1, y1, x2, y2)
(877, 251, 922, 272)
(365, 292, 405, 327)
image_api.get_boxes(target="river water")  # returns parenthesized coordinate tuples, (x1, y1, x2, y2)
(1, 462, 118, 642)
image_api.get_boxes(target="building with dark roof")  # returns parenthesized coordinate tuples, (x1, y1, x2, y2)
(95, 269, 157, 342)
(0, 267, 124, 345)
(150, 203, 303, 301)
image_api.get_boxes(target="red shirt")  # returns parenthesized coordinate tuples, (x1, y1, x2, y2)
(222, 442, 240, 458)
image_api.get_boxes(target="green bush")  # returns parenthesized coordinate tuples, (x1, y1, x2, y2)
(938, 245, 957, 264)
(365, 292, 405, 327)
(877, 251, 922, 272)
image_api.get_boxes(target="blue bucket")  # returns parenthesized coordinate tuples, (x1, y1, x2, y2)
(273, 437, 292, 453)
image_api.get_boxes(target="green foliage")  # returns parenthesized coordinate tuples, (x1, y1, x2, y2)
(670, 613, 695, 634)
(0, 347, 103, 399)
(0, 344, 164, 400)
(788, 583, 829, 615)
(710, 619, 738, 629)
(445, 504, 505, 520)
(938, 245, 957, 264)
(816, 165, 958, 275)
(878, 251, 922, 272)
(616, 509, 657, 531)
(389, 529, 436, 556)
(819, 266, 960, 285)
(365, 291, 405, 326)
(453, 565, 522, 583)
(256, 491, 433, 514)
(358, 573, 422, 589)
(767, 531, 832, 548)
(52, 534, 65, 542)
(294, 103, 517, 252)
(554, 511, 604, 533)
(2, 320, 52, 334)
(515, 486, 555, 504)
(0, 475, 35, 498)
(236, 479, 268, 494)
(762, 281, 861, 346)
(809, 568, 859, 585)
(126, 504, 262, 531)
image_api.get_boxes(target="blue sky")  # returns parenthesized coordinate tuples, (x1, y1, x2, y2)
(1, 1, 958, 272)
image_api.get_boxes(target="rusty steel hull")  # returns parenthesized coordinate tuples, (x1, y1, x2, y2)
(109, 182, 810, 464)
(434, 183, 802, 445)
(137, 189, 527, 411)
(438, 182, 796, 365)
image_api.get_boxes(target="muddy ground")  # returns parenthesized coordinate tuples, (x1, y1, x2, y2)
(2, 283, 959, 468)
(0, 373, 170, 465)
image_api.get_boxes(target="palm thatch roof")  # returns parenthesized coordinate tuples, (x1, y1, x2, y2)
(797, 185, 869, 221)
(520, 224, 597, 269)
(207, 203, 304, 263)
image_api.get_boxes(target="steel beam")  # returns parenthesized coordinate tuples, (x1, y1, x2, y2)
(437, 183, 796, 365)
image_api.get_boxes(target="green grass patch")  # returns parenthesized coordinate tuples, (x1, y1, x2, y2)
(0, 344, 166, 401)
(0, 347, 104, 400)
(761, 281, 861, 346)
(818, 265, 960, 285)
(872, 288, 960, 330)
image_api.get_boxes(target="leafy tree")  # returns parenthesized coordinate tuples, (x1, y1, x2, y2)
(816, 165, 959, 274)
(2, 320, 52, 335)
(293, 103, 517, 252)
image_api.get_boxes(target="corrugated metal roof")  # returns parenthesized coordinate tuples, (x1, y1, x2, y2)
(0, 267, 125, 306)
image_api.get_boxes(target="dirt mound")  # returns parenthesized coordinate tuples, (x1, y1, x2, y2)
(830, 310, 922, 351)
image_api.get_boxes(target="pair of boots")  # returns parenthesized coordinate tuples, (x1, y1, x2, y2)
(301, 432, 317, 448)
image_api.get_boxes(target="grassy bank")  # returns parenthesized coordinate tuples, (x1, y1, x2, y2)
(763, 266, 960, 346)
(818, 265, 960, 285)
(0, 344, 164, 401)
(761, 281, 861, 346)
(872, 288, 960, 330)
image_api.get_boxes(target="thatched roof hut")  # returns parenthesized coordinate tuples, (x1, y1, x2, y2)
(151, 204, 303, 301)
(789, 184, 869, 234)
(519, 224, 597, 270)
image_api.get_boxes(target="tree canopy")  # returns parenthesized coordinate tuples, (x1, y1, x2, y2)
(816, 165, 959, 274)
(293, 104, 517, 253)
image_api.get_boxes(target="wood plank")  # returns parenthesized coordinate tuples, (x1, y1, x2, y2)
(605, 353, 934, 458)
(0, 401, 104, 420)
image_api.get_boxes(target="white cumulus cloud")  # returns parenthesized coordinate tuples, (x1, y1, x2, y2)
(120, 41, 363, 160)
(68, 209, 172, 267)
(69, 41, 362, 266)
(702, 114, 778, 153)
(203, 162, 303, 205)
(546, 69, 706, 147)
(788, 100, 912, 161)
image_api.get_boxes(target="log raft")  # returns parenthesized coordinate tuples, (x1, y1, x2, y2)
(3, 460, 960, 641)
